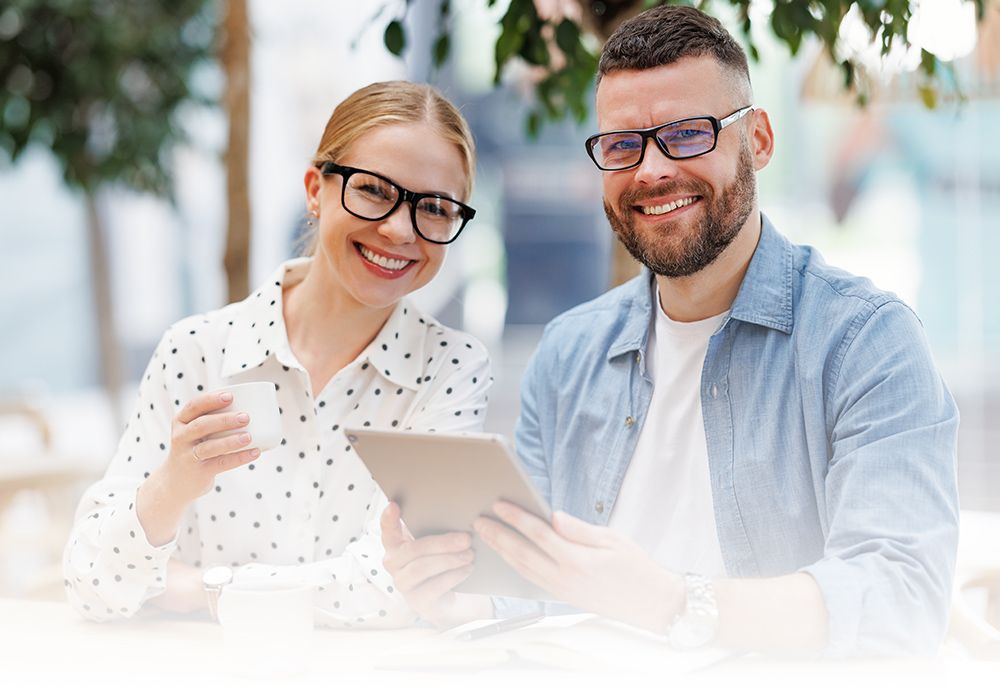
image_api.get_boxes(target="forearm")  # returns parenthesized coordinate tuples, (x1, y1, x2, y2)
(713, 572, 827, 654)
(149, 559, 207, 614)
(64, 478, 177, 620)
(136, 469, 191, 546)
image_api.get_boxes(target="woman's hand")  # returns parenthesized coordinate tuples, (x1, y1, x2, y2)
(149, 559, 208, 614)
(380, 502, 493, 628)
(137, 391, 262, 545)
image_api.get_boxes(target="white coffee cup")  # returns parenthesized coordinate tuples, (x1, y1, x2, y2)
(217, 578, 316, 677)
(206, 381, 282, 452)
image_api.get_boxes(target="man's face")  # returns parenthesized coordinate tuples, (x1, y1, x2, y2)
(596, 56, 760, 277)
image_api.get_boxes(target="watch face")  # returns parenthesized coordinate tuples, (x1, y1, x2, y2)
(203, 566, 233, 588)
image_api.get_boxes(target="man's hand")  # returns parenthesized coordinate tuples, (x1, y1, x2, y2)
(474, 501, 684, 633)
(380, 502, 493, 628)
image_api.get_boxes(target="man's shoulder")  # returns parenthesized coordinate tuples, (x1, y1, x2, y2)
(544, 274, 648, 332)
(530, 274, 650, 369)
(791, 241, 910, 322)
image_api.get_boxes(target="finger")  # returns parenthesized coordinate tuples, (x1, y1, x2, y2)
(392, 551, 475, 593)
(492, 501, 564, 554)
(182, 411, 250, 443)
(385, 533, 471, 575)
(473, 516, 558, 581)
(551, 511, 618, 548)
(380, 502, 410, 550)
(176, 391, 233, 425)
(190, 432, 253, 461)
(409, 565, 474, 608)
(202, 447, 261, 474)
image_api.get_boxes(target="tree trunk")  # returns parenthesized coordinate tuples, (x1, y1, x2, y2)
(222, 0, 252, 304)
(84, 192, 124, 427)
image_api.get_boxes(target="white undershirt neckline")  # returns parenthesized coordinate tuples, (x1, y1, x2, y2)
(607, 283, 729, 577)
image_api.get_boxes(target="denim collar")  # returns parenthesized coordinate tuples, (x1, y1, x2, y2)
(607, 213, 794, 360)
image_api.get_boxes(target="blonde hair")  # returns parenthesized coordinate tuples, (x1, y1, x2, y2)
(303, 81, 476, 255)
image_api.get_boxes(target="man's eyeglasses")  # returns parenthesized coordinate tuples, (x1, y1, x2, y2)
(316, 162, 476, 245)
(585, 105, 755, 171)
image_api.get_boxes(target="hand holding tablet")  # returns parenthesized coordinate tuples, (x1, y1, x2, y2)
(345, 428, 552, 600)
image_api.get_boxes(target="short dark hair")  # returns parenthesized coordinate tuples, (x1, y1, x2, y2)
(598, 5, 750, 91)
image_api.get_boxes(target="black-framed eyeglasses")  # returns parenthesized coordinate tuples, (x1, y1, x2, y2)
(585, 105, 755, 171)
(316, 162, 476, 245)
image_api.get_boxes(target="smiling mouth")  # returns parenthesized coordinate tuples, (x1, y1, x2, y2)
(637, 195, 701, 216)
(355, 243, 415, 272)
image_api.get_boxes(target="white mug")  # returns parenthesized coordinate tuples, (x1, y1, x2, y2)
(217, 578, 316, 677)
(206, 381, 281, 452)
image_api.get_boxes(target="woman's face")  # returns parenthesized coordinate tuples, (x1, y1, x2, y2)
(304, 121, 469, 311)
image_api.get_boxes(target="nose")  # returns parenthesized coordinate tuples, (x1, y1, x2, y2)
(632, 139, 682, 186)
(376, 204, 417, 245)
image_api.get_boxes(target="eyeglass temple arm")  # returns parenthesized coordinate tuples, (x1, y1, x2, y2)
(719, 105, 755, 128)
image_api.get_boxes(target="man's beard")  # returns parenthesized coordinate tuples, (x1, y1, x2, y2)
(604, 144, 757, 278)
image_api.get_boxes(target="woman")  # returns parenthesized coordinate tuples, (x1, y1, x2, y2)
(63, 81, 491, 627)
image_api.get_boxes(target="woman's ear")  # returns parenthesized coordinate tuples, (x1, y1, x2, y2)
(304, 166, 322, 212)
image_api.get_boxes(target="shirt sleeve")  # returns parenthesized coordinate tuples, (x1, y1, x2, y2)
(801, 301, 960, 656)
(62, 326, 196, 620)
(493, 325, 559, 619)
(242, 336, 495, 629)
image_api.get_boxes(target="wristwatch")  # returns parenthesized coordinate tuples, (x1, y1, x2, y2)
(667, 573, 719, 650)
(202, 565, 233, 621)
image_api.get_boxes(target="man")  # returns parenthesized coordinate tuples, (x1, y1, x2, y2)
(381, 5, 959, 656)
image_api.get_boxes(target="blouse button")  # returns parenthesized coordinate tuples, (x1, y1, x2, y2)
(595, 501, 604, 514)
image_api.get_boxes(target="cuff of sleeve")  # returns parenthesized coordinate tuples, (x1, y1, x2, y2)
(491, 595, 544, 619)
(800, 557, 863, 658)
(99, 483, 177, 571)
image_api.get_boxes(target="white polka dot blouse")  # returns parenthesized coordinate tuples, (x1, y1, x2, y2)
(63, 258, 492, 627)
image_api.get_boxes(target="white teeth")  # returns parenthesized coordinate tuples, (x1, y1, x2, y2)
(641, 196, 697, 215)
(359, 245, 412, 271)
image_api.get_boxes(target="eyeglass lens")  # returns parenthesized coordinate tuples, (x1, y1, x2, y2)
(591, 118, 717, 169)
(343, 171, 464, 242)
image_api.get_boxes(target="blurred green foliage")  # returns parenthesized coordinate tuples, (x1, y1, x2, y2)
(381, 0, 987, 135)
(0, 0, 218, 196)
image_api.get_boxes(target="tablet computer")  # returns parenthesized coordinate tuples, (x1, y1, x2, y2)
(344, 427, 552, 600)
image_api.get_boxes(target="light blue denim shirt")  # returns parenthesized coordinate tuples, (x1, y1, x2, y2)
(497, 215, 959, 657)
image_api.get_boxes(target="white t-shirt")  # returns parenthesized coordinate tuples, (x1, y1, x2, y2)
(608, 286, 728, 577)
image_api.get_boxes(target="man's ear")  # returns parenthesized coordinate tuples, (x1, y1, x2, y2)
(749, 109, 775, 171)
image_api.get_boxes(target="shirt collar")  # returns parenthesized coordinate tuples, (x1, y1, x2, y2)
(607, 213, 793, 359)
(728, 214, 794, 334)
(221, 258, 430, 391)
(362, 298, 432, 392)
(221, 258, 308, 379)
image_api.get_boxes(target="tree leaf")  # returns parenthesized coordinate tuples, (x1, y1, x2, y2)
(384, 20, 405, 57)
(432, 32, 450, 68)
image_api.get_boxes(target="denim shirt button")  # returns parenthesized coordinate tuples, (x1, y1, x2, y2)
(625, 416, 635, 427)
(710, 384, 719, 399)
(595, 501, 604, 514)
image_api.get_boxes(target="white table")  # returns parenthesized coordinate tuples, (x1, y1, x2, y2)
(2, 598, 998, 688)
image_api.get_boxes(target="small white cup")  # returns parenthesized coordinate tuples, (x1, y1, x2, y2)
(217, 579, 316, 677)
(206, 381, 282, 452)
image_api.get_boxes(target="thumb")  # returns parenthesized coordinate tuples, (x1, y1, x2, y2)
(552, 510, 617, 548)
(380, 501, 408, 547)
